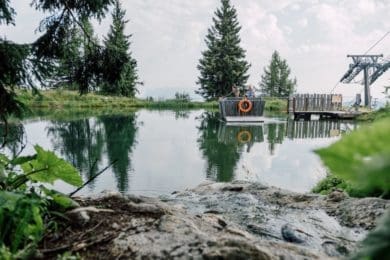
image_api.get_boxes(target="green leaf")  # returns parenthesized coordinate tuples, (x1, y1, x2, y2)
(0, 191, 23, 211)
(10, 155, 37, 165)
(0, 154, 10, 165)
(315, 118, 390, 193)
(41, 187, 79, 209)
(21, 145, 82, 187)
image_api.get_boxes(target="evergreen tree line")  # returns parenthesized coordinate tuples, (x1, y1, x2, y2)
(0, 0, 139, 122)
(196, 0, 297, 100)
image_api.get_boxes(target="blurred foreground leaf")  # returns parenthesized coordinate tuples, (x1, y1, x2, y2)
(315, 118, 390, 194)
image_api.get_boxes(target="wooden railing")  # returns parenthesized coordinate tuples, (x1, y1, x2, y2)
(288, 94, 343, 113)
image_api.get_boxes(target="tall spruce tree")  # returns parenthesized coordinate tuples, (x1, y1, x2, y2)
(196, 0, 250, 100)
(102, 0, 139, 97)
(260, 51, 297, 97)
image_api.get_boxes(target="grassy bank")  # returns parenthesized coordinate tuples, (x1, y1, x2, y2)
(17, 89, 288, 112)
(357, 104, 390, 121)
(17, 89, 218, 110)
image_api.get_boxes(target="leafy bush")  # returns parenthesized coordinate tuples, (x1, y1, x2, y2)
(315, 117, 390, 198)
(0, 145, 82, 257)
(312, 175, 350, 195)
(263, 97, 287, 111)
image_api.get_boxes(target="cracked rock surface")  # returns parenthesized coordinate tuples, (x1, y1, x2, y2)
(40, 181, 389, 259)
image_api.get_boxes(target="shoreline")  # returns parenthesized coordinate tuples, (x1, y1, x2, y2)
(16, 89, 288, 112)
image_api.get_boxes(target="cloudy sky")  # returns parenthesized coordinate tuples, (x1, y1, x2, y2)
(1, 0, 389, 101)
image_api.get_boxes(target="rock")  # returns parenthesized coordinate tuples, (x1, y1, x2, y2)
(127, 201, 169, 215)
(327, 189, 348, 202)
(325, 197, 389, 229)
(322, 241, 349, 257)
(164, 181, 389, 258)
(112, 222, 120, 230)
(281, 224, 307, 244)
(65, 206, 114, 226)
(222, 185, 244, 192)
(202, 239, 273, 260)
(63, 182, 389, 259)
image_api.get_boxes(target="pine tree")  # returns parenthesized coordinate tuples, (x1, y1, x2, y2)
(102, 0, 139, 97)
(260, 51, 297, 97)
(1, 0, 114, 120)
(196, 0, 250, 100)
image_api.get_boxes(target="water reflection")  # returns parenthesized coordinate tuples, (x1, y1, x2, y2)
(100, 115, 138, 192)
(46, 113, 138, 193)
(47, 119, 105, 189)
(0, 123, 26, 158)
(197, 112, 243, 181)
(199, 112, 356, 182)
(12, 110, 358, 195)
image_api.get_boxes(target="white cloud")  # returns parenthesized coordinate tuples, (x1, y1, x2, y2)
(298, 18, 308, 28)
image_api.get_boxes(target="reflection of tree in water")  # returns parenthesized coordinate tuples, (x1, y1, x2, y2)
(174, 110, 190, 120)
(197, 112, 242, 182)
(266, 123, 285, 155)
(46, 118, 105, 189)
(0, 123, 26, 158)
(100, 114, 138, 193)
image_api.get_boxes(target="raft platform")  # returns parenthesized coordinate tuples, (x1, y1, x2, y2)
(219, 97, 265, 123)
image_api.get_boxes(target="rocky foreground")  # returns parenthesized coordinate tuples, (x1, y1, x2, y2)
(39, 181, 389, 259)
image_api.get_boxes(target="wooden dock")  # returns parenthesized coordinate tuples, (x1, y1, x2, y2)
(288, 94, 361, 119)
(219, 97, 265, 122)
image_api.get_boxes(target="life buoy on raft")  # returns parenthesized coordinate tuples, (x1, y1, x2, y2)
(237, 130, 252, 143)
(238, 98, 253, 113)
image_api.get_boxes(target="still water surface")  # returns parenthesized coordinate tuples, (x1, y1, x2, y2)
(6, 110, 356, 196)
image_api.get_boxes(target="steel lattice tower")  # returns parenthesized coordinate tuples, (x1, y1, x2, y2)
(340, 54, 390, 107)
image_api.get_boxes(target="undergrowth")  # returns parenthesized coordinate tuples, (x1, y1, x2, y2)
(0, 145, 82, 258)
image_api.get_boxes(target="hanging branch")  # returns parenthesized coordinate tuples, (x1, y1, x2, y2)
(69, 159, 118, 197)
(0, 114, 9, 149)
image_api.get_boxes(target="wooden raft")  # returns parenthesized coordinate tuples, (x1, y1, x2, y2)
(219, 97, 265, 122)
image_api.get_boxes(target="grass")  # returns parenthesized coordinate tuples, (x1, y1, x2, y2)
(357, 104, 390, 121)
(311, 174, 387, 198)
(17, 89, 218, 110)
(263, 97, 287, 111)
(17, 89, 288, 113)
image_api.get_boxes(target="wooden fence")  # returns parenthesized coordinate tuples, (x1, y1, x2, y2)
(288, 94, 343, 113)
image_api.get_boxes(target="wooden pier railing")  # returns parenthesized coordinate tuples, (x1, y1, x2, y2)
(287, 94, 360, 119)
(288, 94, 343, 113)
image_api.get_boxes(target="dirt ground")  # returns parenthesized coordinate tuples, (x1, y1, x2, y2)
(37, 195, 164, 259)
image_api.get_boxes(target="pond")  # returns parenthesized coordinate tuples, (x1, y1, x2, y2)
(4, 110, 357, 196)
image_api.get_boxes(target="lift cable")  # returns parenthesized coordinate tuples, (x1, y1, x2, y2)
(330, 30, 390, 93)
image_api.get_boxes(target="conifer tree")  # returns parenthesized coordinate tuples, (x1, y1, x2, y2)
(102, 0, 139, 97)
(1, 0, 114, 120)
(260, 51, 297, 97)
(196, 0, 250, 100)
